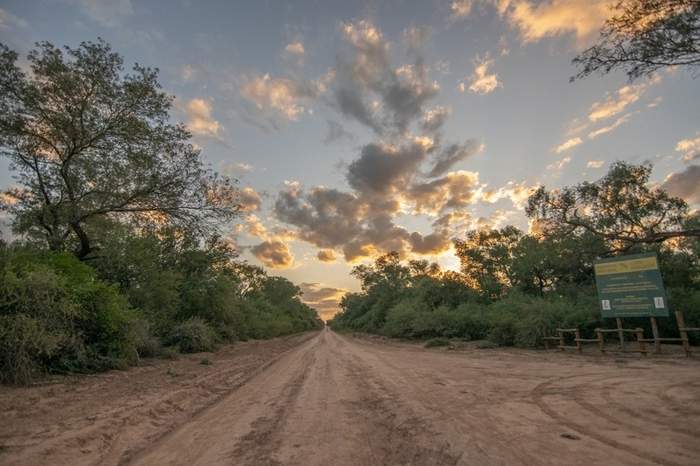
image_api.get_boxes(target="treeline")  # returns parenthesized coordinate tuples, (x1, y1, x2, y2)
(330, 163, 700, 347)
(0, 40, 322, 385)
(0, 229, 322, 385)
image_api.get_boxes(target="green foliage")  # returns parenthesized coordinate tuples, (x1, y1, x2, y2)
(0, 246, 140, 383)
(0, 233, 323, 385)
(424, 337, 450, 348)
(0, 39, 323, 386)
(166, 318, 218, 353)
(0, 40, 239, 259)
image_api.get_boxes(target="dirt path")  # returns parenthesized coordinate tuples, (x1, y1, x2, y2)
(2, 329, 700, 465)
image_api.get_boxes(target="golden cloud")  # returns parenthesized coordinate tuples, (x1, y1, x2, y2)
(461, 55, 501, 94)
(553, 137, 582, 154)
(184, 98, 220, 137)
(251, 238, 294, 269)
(316, 249, 337, 262)
(676, 133, 700, 162)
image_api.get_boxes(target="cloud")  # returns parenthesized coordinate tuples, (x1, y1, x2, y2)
(460, 55, 501, 94)
(406, 171, 482, 214)
(546, 156, 571, 171)
(273, 170, 463, 262)
(663, 165, 700, 205)
(432, 210, 472, 234)
(346, 140, 432, 194)
(316, 249, 337, 262)
(473, 209, 516, 230)
(553, 137, 582, 153)
(268, 22, 483, 264)
(251, 239, 295, 269)
(448, 1, 612, 45)
(676, 133, 700, 162)
(433, 60, 451, 74)
(0, 8, 28, 30)
(587, 160, 605, 168)
(221, 162, 254, 175)
(323, 120, 355, 144)
(587, 111, 637, 139)
(75, 0, 133, 27)
(421, 106, 451, 133)
(409, 231, 452, 255)
(498, 0, 612, 45)
(241, 74, 321, 121)
(180, 64, 201, 82)
(428, 140, 484, 177)
(284, 41, 305, 56)
(334, 20, 439, 135)
(402, 25, 432, 53)
(274, 184, 367, 249)
(588, 76, 660, 122)
(184, 98, 221, 137)
(238, 187, 262, 212)
(451, 0, 476, 19)
(480, 181, 537, 209)
(299, 282, 348, 320)
(234, 214, 268, 239)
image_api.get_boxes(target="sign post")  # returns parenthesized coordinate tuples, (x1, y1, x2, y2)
(594, 253, 669, 353)
(594, 253, 669, 319)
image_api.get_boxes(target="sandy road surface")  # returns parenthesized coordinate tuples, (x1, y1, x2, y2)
(3, 329, 700, 465)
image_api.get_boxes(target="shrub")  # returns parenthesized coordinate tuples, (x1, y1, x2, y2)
(130, 319, 162, 359)
(424, 337, 450, 348)
(166, 317, 218, 353)
(0, 247, 143, 383)
(0, 314, 64, 384)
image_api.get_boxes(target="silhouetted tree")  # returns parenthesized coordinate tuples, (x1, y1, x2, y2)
(0, 39, 239, 259)
(572, 0, 700, 81)
(526, 162, 699, 251)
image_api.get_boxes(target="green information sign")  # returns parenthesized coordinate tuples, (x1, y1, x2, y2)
(593, 252, 669, 318)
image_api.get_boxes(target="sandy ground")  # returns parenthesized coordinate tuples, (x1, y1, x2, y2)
(1, 329, 699, 466)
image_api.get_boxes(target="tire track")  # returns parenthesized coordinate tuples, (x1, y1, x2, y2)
(531, 375, 682, 466)
(328, 335, 461, 466)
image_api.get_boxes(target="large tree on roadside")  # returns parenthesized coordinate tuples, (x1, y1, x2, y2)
(526, 162, 699, 252)
(0, 39, 239, 259)
(453, 226, 523, 299)
(572, 0, 700, 81)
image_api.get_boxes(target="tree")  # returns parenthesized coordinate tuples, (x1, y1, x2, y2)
(526, 162, 698, 252)
(572, 0, 700, 81)
(453, 226, 523, 299)
(351, 251, 411, 293)
(0, 40, 239, 259)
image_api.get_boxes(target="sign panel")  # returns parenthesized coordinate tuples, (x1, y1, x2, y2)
(593, 252, 669, 318)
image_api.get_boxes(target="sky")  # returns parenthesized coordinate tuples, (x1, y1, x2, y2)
(1, 0, 699, 320)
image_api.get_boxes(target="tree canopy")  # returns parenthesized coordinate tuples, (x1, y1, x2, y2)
(0, 39, 239, 259)
(572, 0, 700, 81)
(526, 162, 699, 252)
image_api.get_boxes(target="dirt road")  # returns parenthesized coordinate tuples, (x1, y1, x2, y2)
(2, 329, 700, 465)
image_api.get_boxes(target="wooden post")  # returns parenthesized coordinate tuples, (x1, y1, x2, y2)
(558, 329, 565, 352)
(676, 310, 691, 357)
(575, 328, 582, 354)
(596, 328, 605, 354)
(616, 317, 625, 350)
(650, 317, 661, 354)
(636, 328, 647, 356)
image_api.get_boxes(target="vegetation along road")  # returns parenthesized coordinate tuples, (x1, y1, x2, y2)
(2, 329, 700, 466)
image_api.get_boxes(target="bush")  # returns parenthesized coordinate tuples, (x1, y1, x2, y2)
(0, 314, 64, 384)
(424, 337, 450, 348)
(0, 247, 143, 383)
(166, 317, 218, 353)
(130, 319, 162, 359)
